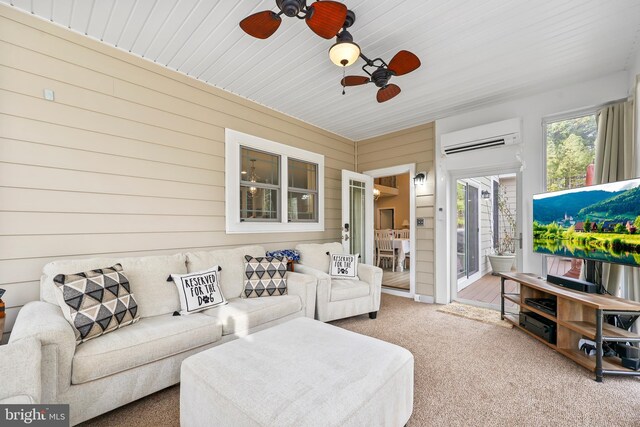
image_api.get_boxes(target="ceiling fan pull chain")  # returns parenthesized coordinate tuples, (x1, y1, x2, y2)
(342, 67, 346, 95)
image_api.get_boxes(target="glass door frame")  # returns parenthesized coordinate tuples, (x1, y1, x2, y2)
(448, 167, 523, 302)
(341, 170, 374, 265)
(455, 179, 482, 291)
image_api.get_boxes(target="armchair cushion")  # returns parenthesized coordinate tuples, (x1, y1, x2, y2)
(296, 242, 343, 272)
(330, 279, 370, 302)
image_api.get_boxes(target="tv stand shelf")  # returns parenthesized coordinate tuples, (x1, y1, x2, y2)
(500, 272, 640, 382)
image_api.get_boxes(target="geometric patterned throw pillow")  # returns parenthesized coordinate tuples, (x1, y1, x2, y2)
(53, 264, 140, 344)
(243, 255, 288, 298)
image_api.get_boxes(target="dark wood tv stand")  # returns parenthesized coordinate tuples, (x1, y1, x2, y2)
(499, 272, 640, 382)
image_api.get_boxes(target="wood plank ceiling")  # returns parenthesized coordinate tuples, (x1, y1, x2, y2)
(3, 0, 640, 140)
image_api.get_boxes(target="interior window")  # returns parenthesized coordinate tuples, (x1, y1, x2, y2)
(240, 147, 281, 222)
(287, 158, 318, 222)
(226, 129, 324, 233)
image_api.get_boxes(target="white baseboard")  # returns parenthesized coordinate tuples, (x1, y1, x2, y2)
(382, 288, 413, 298)
(414, 294, 434, 304)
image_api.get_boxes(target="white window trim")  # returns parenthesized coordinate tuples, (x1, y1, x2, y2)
(225, 129, 325, 234)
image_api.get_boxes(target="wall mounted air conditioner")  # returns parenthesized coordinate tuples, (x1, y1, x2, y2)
(440, 118, 522, 156)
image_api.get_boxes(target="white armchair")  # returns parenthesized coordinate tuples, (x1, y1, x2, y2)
(295, 242, 382, 322)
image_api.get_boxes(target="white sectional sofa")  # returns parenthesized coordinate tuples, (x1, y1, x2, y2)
(9, 245, 316, 425)
(0, 337, 41, 404)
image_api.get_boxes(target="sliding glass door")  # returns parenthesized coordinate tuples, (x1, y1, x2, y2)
(457, 180, 480, 290)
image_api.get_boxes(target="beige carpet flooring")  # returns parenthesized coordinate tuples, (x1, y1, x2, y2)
(82, 295, 640, 427)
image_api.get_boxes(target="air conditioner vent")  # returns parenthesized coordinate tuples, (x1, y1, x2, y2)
(441, 118, 521, 156)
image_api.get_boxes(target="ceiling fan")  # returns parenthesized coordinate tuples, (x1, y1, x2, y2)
(340, 50, 421, 103)
(240, 0, 348, 40)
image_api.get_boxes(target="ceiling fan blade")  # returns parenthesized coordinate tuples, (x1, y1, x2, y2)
(377, 84, 401, 103)
(306, 1, 348, 39)
(388, 50, 421, 76)
(341, 76, 370, 86)
(239, 11, 282, 39)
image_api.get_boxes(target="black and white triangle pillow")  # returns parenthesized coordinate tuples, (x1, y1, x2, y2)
(329, 253, 360, 280)
(53, 264, 140, 344)
(243, 255, 288, 298)
(170, 266, 227, 315)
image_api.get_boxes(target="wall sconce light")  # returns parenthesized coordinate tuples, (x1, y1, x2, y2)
(481, 190, 491, 199)
(413, 172, 427, 186)
(373, 187, 381, 201)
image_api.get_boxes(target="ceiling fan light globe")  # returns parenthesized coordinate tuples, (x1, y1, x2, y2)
(329, 41, 360, 67)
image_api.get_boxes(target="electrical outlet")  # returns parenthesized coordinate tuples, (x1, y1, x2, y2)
(43, 89, 55, 101)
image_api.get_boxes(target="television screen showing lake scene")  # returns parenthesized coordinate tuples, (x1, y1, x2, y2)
(533, 178, 640, 267)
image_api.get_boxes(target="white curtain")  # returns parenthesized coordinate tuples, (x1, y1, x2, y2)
(594, 100, 639, 300)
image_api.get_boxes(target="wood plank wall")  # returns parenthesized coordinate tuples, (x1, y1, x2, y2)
(0, 5, 354, 339)
(357, 123, 436, 296)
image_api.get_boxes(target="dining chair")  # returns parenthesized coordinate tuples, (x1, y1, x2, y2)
(397, 229, 409, 239)
(376, 236, 397, 272)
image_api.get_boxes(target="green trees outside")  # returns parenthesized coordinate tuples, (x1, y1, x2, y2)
(546, 115, 597, 192)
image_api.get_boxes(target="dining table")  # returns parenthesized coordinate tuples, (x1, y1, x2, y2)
(393, 238, 411, 272)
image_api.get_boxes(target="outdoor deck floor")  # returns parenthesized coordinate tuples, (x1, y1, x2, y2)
(457, 258, 574, 308)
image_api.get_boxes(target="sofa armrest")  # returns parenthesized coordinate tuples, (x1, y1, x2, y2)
(0, 337, 41, 403)
(294, 265, 331, 302)
(285, 272, 317, 318)
(358, 264, 383, 312)
(9, 301, 76, 402)
(358, 264, 383, 289)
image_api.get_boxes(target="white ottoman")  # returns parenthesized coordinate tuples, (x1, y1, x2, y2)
(181, 317, 414, 427)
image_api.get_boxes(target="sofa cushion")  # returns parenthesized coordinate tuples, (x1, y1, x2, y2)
(330, 279, 370, 302)
(72, 313, 222, 384)
(243, 256, 288, 298)
(202, 295, 302, 336)
(170, 266, 227, 315)
(186, 246, 265, 299)
(53, 264, 140, 343)
(296, 242, 343, 273)
(42, 254, 186, 318)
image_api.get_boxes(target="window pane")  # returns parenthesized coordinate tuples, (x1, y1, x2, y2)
(240, 186, 279, 221)
(241, 147, 280, 186)
(288, 159, 317, 190)
(545, 115, 597, 192)
(288, 191, 317, 222)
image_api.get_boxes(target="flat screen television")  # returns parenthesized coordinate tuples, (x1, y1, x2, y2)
(533, 177, 640, 268)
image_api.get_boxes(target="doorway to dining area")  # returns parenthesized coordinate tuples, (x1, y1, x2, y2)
(372, 172, 412, 292)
